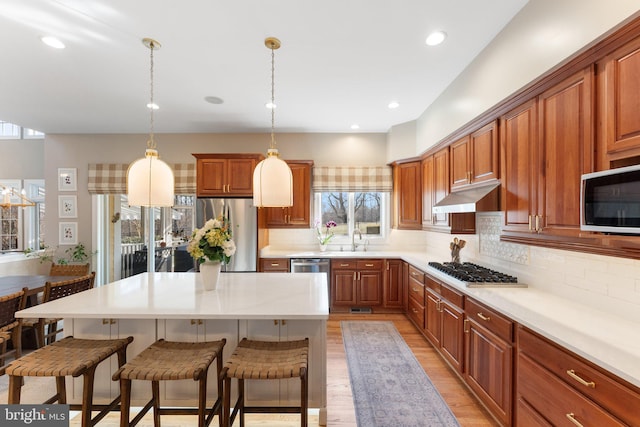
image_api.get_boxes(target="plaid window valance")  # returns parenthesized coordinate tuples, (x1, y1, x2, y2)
(312, 166, 393, 192)
(88, 163, 196, 195)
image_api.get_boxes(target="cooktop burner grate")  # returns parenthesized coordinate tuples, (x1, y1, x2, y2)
(428, 261, 518, 284)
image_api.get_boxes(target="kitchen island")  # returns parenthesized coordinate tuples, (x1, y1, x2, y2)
(16, 272, 329, 425)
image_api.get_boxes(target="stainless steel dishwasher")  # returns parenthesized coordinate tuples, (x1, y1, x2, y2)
(290, 258, 331, 299)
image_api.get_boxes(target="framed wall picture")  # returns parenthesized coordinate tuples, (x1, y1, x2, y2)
(58, 168, 77, 191)
(59, 222, 78, 245)
(58, 195, 77, 218)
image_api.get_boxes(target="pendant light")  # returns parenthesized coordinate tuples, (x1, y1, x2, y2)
(127, 38, 174, 208)
(253, 37, 293, 208)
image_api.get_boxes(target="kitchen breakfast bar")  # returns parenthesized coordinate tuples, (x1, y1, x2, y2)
(15, 272, 329, 425)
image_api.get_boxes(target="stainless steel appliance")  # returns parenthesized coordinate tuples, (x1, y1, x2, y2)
(196, 198, 257, 272)
(427, 262, 526, 288)
(290, 258, 330, 294)
(581, 164, 640, 234)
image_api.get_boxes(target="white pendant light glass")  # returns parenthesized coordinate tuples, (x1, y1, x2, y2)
(253, 37, 293, 208)
(127, 38, 174, 208)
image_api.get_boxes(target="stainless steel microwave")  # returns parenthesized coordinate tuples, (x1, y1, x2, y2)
(581, 164, 640, 234)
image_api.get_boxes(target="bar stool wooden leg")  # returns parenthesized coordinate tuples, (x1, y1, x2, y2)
(301, 367, 308, 427)
(239, 379, 245, 427)
(81, 367, 97, 427)
(54, 377, 66, 404)
(152, 380, 161, 427)
(8, 375, 21, 403)
(119, 378, 131, 427)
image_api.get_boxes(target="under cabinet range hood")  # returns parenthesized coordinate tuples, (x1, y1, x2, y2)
(432, 181, 500, 214)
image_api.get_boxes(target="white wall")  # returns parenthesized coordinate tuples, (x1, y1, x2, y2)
(0, 138, 44, 179)
(415, 0, 640, 153)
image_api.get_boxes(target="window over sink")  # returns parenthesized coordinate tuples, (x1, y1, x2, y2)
(314, 191, 388, 242)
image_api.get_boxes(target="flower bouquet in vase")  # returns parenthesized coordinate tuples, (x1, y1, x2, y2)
(187, 215, 236, 290)
(315, 219, 337, 251)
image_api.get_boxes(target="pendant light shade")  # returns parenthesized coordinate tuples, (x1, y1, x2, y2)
(253, 37, 293, 208)
(127, 38, 174, 208)
(253, 148, 293, 207)
(127, 148, 174, 207)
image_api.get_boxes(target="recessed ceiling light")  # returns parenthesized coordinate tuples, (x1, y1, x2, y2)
(204, 96, 224, 105)
(350, 124, 360, 130)
(146, 103, 159, 110)
(265, 102, 277, 109)
(41, 36, 65, 49)
(425, 31, 447, 46)
(388, 101, 400, 109)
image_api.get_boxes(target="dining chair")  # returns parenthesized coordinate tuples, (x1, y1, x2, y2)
(0, 289, 25, 376)
(23, 272, 95, 348)
(49, 262, 91, 276)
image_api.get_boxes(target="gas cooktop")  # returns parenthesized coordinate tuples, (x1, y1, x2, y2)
(428, 262, 527, 288)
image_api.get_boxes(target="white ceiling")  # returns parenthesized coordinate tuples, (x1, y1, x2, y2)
(0, 0, 528, 135)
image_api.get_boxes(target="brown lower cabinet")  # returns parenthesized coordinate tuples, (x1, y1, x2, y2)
(330, 259, 383, 311)
(258, 258, 290, 272)
(517, 326, 640, 426)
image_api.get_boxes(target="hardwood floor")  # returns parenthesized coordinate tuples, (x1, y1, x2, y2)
(328, 313, 498, 427)
(1, 313, 498, 426)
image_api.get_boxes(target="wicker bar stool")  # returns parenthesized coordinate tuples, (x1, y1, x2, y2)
(222, 338, 309, 427)
(6, 335, 133, 427)
(112, 338, 226, 427)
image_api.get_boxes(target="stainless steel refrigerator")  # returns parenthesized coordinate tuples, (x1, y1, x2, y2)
(195, 198, 258, 272)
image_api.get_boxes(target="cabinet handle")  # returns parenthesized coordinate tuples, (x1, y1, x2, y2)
(358, 272, 361, 280)
(353, 272, 357, 281)
(340, 263, 349, 267)
(411, 271, 418, 277)
(412, 308, 418, 314)
(110, 319, 117, 325)
(386, 263, 389, 271)
(271, 263, 280, 267)
(365, 263, 374, 267)
(102, 318, 110, 325)
(477, 312, 491, 321)
(274, 319, 279, 325)
(565, 413, 584, 427)
(281, 319, 287, 326)
(190, 319, 203, 325)
(463, 318, 470, 333)
(566, 369, 596, 388)
(437, 300, 442, 312)
(412, 287, 420, 293)
(535, 214, 540, 232)
(528, 215, 533, 232)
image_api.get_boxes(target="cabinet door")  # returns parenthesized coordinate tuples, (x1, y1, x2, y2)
(423, 288, 441, 346)
(357, 269, 382, 306)
(600, 36, 640, 155)
(331, 269, 357, 306)
(538, 67, 593, 235)
(450, 136, 471, 189)
(197, 158, 226, 196)
(227, 158, 257, 195)
(421, 156, 435, 227)
(470, 120, 499, 185)
(464, 318, 513, 426)
(440, 300, 464, 373)
(383, 259, 403, 309)
(501, 99, 538, 232)
(433, 148, 450, 227)
(395, 161, 422, 230)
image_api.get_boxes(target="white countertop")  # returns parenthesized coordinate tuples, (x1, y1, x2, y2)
(262, 248, 640, 388)
(16, 272, 329, 320)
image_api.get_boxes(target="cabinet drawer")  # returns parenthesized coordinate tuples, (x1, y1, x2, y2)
(259, 258, 290, 272)
(331, 259, 357, 269)
(408, 265, 425, 284)
(518, 326, 640, 426)
(357, 260, 383, 270)
(465, 298, 513, 343)
(407, 297, 424, 329)
(407, 279, 424, 305)
(424, 275, 441, 294)
(440, 283, 463, 309)
(518, 353, 624, 427)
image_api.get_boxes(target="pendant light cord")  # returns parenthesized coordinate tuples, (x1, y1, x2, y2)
(270, 42, 276, 150)
(148, 41, 156, 150)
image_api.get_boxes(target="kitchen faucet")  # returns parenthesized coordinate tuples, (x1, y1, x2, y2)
(351, 229, 362, 251)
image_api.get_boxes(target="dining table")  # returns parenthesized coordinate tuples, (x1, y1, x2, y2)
(0, 275, 78, 300)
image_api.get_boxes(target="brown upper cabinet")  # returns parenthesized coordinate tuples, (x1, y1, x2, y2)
(193, 153, 263, 197)
(598, 36, 640, 160)
(262, 160, 313, 228)
(450, 120, 499, 190)
(393, 160, 422, 230)
(501, 67, 593, 237)
(422, 148, 450, 229)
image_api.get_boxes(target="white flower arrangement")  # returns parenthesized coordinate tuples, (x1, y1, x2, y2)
(187, 215, 236, 264)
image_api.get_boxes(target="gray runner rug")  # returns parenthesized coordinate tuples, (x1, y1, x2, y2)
(342, 321, 460, 427)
